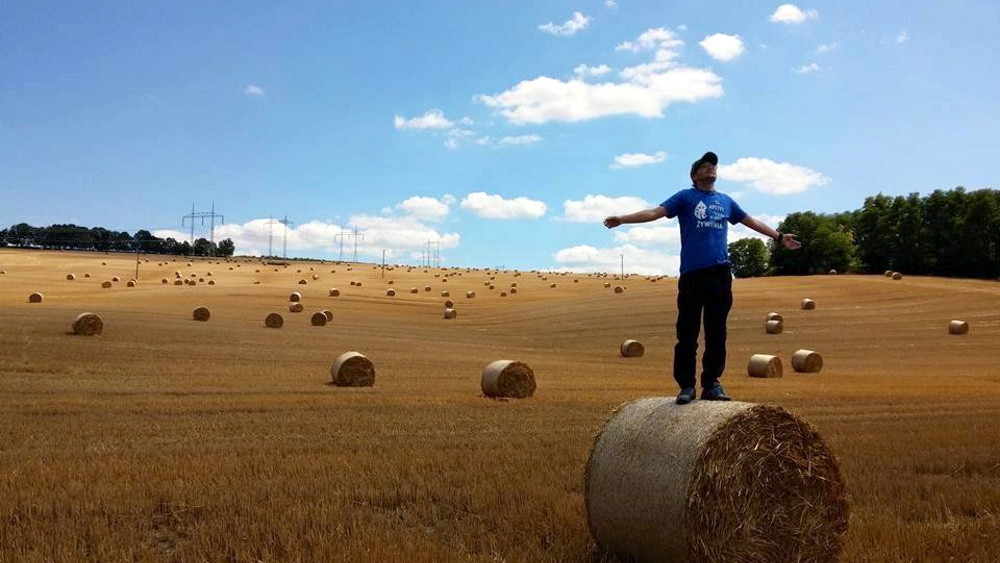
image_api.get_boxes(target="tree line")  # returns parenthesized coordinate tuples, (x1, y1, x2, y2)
(0, 223, 236, 257)
(729, 187, 1000, 280)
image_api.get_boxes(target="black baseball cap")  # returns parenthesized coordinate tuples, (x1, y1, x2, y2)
(690, 151, 719, 176)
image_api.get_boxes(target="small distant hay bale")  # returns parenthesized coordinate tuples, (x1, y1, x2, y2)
(386, 289, 396, 297)
(192, 307, 211, 322)
(101, 280, 113, 289)
(500, 291, 507, 297)
(441, 290, 450, 297)
(264, 312, 284, 328)
(620, 339, 645, 358)
(510, 282, 517, 288)
(585, 398, 848, 563)
(550, 283, 557, 288)
(66, 273, 76, 281)
(765, 320, 784, 334)
(510, 287, 517, 294)
(207, 271, 213, 276)
(604, 282, 612, 288)
(310, 311, 328, 326)
(298, 279, 308, 285)
(350, 280, 356, 286)
(126, 279, 136, 287)
(388, 280, 394, 285)
(355, 281, 362, 287)
(466, 291, 476, 299)
(173, 280, 183, 286)
(28, 292, 43, 303)
(329, 288, 340, 297)
(884, 270, 893, 277)
(792, 349, 824, 373)
(112, 276, 121, 282)
(748, 354, 783, 378)
(410, 287, 419, 294)
(253, 280, 260, 285)
(614, 286, 624, 294)
(322, 310, 333, 322)
(72, 312, 104, 336)
(330, 351, 376, 387)
(101, 261, 107, 266)
(208, 280, 216, 285)
(188, 280, 197, 286)
(892, 272, 902, 280)
(443, 308, 457, 319)
(84, 273, 91, 278)
(766, 312, 783, 323)
(949, 320, 969, 335)
(489, 284, 496, 290)
(198, 278, 204, 283)
(444, 299, 454, 308)
(161, 278, 168, 284)
(424, 285, 431, 292)
(288, 302, 304, 313)
(481, 360, 536, 399)
(289, 292, 302, 302)
(801, 298, 816, 310)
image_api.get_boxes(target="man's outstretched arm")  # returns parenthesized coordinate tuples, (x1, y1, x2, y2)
(741, 215, 802, 250)
(604, 206, 668, 229)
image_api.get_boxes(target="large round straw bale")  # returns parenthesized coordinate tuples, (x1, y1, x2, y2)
(801, 298, 815, 310)
(102, 280, 113, 289)
(288, 302, 304, 313)
(188, 280, 197, 286)
(112, 276, 121, 282)
(884, 270, 893, 277)
(466, 291, 475, 299)
(198, 278, 204, 283)
(410, 287, 418, 294)
(386, 288, 396, 297)
(161, 278, 168, 284)
(312, 274, 319, 280)
(424, 285, 431, 292)
(330, 351, 376, 387)
(828, 269, 837, 275)
(604, 282, 611, 288)
(350, 280, 356, 286)
(766, 312, 783, 323)
(489, 284, 496, 290)
(586, 398, 848, 563)
(298, 279, 308, 285)
(126, 279, 136, 287)
(289, 292, 302, 302)
(329, 288, 340, 297)
(441, 290, 450, 297)
(192, 307, 211, 322)
(550, 283, 557, 288)
(444, 299, 454, 308)
(28, 292, 43, 303)
(208, 280, 215, 285)
(620, 339, 645, 358)
(949, 320, 969, 335)
(748, 354, 783, 378)
(765, 320, 784, 334)
(66, 273, 76, 281)
(72, 312, 104, 336)
(264, 312, 284, 328)
(510, 282, 517, 287)
(792, 349, 824, 373)
(481, 360, 536, 399)
(500, 291, 507, 297)
(84, 273, 91, 278)
(443, 308, 457, 319)
(173, 280, 183, 286)
(322, 310, 333, 322)
(310, 311, 328, 326)
(892, 272, 902, 280)
(614, 285, 624, 294)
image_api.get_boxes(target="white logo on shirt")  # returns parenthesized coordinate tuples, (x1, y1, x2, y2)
(694, 201, 708, 220)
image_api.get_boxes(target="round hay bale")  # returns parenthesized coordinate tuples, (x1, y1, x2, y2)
(388, 280, 394, 285)
(828, 269, 837, 275)
(443, 308, 457, 319)
(481, 360, 536, 399)
(884, 270, 893, 277)
(509, 287, 517, 294)
(264, 312, 284, 328)
(765, 320, 784, 334)
(161, 278, 168, 284)
(748, 354, 783, 378)
(102, 280, 113, 289)
(298, 279, 308, 285)
(500, 291, 507, 297)
(192, 307, 211, 322)
(550, 283, 557, 288)
(188, 280, 197, 286)
(28, 292, 43, 303)
(322, 310, 333, 322)
(72, 312, 104, 336)
(350, 280, 356, 286)
(330, 351, 376, 387)
(288, 302, 304, 313)
(466, 291, 475, 299)
(329, 288, 340, 297)
(101, 261, 107, 266)
(766, 312, 783, 323)
(424, 286, 431, 292)
(310, 311, 328, 326)
(792, 349, 824, 373)
(892, 272, 902, 280)
(511, 282, 517, 287)
(620, 339, 645, 358)
(444, 299, 454, 308)
(489, 284, 496, 290)
(312, 274, 319, 280)
(410, 287, 418, 294)
(614, 285, 624, 294)
(66, 273, 76, 281)
(604, 282, 612, 288)
(289, 292, 302, 302)
(173, 280, 183, 286)
(386, 289, 396, 297)
(586, 398, 848, 563)
(198, 278, 204, 283)
(126, 279, 136, 287)
(949, 320, 969, 335)
(801, 298, 815, 310)
(208, 280, 216, 285)
(84, 273, 91, 278)
(253, 280, 260, 285)
(441, 290, 450, 297)
(112, 276, 121, 282)
(355, 281, 362, 287)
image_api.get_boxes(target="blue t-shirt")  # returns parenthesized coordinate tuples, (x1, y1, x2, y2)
(661, 188, 747, 275)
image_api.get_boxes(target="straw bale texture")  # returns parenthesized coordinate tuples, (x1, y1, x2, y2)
(748, 354, 783, 378)
(173, 280, 183, 286)
(466, 291, 475, 299)
(329, 288, 340, 297)
(264, 313, 284, 328)
(510, 287, 517, 294)
(84, 273, 91, 278)
(766, 312, 783, 323)
(444, 300, 454, 308)
(208, 280, 215, 285)
(102, 281, 113, 289)
(192, 307, 211, 322)
(441, 290, 450, 297)
(792, 349, 824, 373)
(410, 287, 418, 294)
(765, 320, 784, 334)
(330, 351, 376, 387)
(614, 286, 624, 294)
(481, 360, 536, 399)
(28, 292, 43, 303)
(112, 276, 121, 282)
(386, 289, 396, 297)
(500, 291, 507, 297)
(949, 320, 969, 335)
(586, 398, 848, 563)
(322, 310, 333, 322)
(72, 312, 104, 336)
(884, 270, 893, 277)
(289, 292, 302, 302)
(620, 339, 645, 358)
(801, 298, 815, 310)
(443, 308, 457, 320)
(892, 272, 903, 280)
(127, 280, 136, 287)
(604, 282, 612, 288)
(288, 303, 304, 313)
(310, 312, 328, 326)
(66, 274, 75, 281)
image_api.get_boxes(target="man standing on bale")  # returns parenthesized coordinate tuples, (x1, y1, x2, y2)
(604, 151, 801, 405)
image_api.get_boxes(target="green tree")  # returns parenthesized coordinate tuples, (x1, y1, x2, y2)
(728, 238, 769, 278)
(216, 238, 235, 257)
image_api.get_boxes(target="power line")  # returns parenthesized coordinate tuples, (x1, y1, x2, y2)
(181, 202, 224, 254)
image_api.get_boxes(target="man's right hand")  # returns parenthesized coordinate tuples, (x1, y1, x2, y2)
(604, 216, 621, 229)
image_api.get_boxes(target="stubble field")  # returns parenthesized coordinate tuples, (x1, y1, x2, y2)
(1, 248, 998, 562)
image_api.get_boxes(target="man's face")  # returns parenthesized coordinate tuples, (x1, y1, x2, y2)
(692, 162, 717, 185)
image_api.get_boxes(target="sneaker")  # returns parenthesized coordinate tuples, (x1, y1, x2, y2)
(676, 387, 696, 405)
(701, 383, 731, 401)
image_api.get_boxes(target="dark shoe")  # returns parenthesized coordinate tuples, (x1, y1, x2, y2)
(676, 387, 696, 405)
(701, 383, 731, 401)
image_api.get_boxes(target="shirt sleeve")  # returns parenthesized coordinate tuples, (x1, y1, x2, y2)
(661, 190, 685, 219)
(728, 196, 747, 224)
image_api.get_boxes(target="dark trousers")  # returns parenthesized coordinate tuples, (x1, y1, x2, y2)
(673, 264, 733, 389)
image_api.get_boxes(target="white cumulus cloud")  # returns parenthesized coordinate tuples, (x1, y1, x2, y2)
(498, 134, 542, 146)
(769, 4, 818, 24)
(553, 244, 681, 276)
(394, 109, 455, 130)
(613, 223, 680, 247)
(699, 34, 745, 61)
(396, 195, 454, 221)
(243, 84, 265, 96)
(574, 63, 613, 77)
(460, 192, 547, 219)
(718, 157, 830, 195)
(611, 151, 668, 169)
(562, 194, 652, 222)
(538, 12, 590, 36)
(816, 43, 838, 54)
(794, 62, 820, 74)
(606, 0, 618, 7)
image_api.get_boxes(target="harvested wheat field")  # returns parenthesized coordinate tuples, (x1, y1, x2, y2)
(1, 249, 998, 562)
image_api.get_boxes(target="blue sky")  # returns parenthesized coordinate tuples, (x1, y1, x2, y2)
(2, 1, 997, 275)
